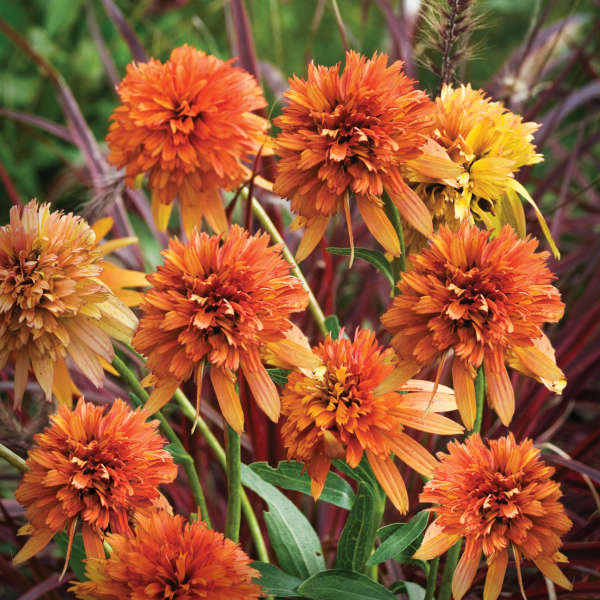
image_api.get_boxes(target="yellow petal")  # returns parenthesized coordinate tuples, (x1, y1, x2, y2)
(483, 550, 508, 600)
(13, 528, 54, 564)
(295, 215, 329, 263)
(509, 343, 566, 394)
(533, 557, 572, 590)
(366, 451, 408, 514)
(452, 359, 477, 430)
(91, 217, 114, 242)
(152, 194, 173, 231)
(407, 138, 465, 183)
(413, 521, 460, 560)
(253, 174, 274, 192)
(374, 361, 420, 396)
(52, 357, 79, 408)
(210, 367, 244, 433)
(31, 356, 53, 402)
(265, 338, 320, 370)
(452, 549, 480, 600)
(484, 362, 515, 426)
(145, 377, 180, 414)
(96, 237, 138, 257)
(389, 180, 433, 237)
(13, 350, 29, 409)
(384, 431, 439, 478)
(357, 196, 401, 256)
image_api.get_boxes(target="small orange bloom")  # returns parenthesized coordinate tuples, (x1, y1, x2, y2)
(274, 50, 436, 262)
(381, 222, 565, 428)
(132, 225, 316, 433)
(13, 398, 176, 563)
(414, 434, 572, 600)
(0, 201, 139, 408)
(280, 329, 463, 513)
(107, 44, 269, 234)
(70, 513, 263, 600)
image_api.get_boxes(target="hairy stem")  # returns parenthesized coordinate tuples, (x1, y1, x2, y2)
(383, 192, 406, 284)
(425, 556, 440, 600)
(225, 425, 242, 542)
(0, 443, 27, 473)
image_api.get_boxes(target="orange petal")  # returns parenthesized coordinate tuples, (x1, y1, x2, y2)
(399, 391, 457, 413)
(191, 361, 205, 433)
(406, 139, 465, 183)
(533, 557, 572, 591)
(389, 180, 433, 237)
(241, 360, 280, 423)
(265, 338, 320, 370)
(96, 237, 138, 257)
(60, 517, 78, 580)
(152, 194, 173, 231)
(12, 528, 54, 564)
(145, 377, 180, 414)
(91, 217, 114, 241)
(374, 362, 420, 396)
(366, 451, 408, 514)
(356, 195, 401, 256)
(483, 550, 508, 600)
(13, 350, 29, 409)
(343, 192, 355, 267)
(484, 362, 514, 426)
(452, 549, 480, 600)
(31, 355, 54, 402)
(52, 357, 79, 408)
(413, 521, 460, 560)
(210, 367, 244, 433)
(452, 359, 477, 430)
(307, 453, 332, 500)
(253, 174, 274, 192)
(81, 522, 105, 559)
(391, 407, 464, 435)
(295, 215, 329, 263)
(510, 343, 566, 394)
(384, 431, 439, 478)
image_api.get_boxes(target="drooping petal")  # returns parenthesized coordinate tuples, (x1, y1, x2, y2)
(152, 195, 173, 231)
(31, 355, 54, 401)
(483, 550, 508, 600)
(366, 451, 408, 514)
(452, 359, 477, 429)
(145, 377, 180, 414)
(413, 520, 461, 560)
(81, 523, 105, 559)
(484, 362, 515, 426)
(389, 180, 433, 237)
(241, 359, 280, 423)
(13, 350, 29, 409)
(13, 528, 54, 565)
(533, 556, 572, 590)
(383, 431, 439, 478)
(391, 407, 463, 435)
(452, 547, 480, 600)
(356, 195, 401, 256)
(210, 367, 244, 433)
(307, 453, 331, 500)
(509, 342, 566, 394)
(295, 215, 330, 263)
(52, 357, 79, 408)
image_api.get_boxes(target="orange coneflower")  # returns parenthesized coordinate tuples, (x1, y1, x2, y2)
(132, 225, 316, 433)
(70, 512, 263, 600)
(381, 222, 565, 429)
(414, 434, 572, 600)
(0, 201, 139, 408)
(274, 50, 446, 262)
(13, 398, 177, 563)
(404, 84, 558, 257)
(280, 329, 463, 513)
(107, 44, 269, 234)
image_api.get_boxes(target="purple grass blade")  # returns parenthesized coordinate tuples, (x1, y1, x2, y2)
(0, 109, 73, 143)
(87, 0, 120, 89)
(16, 573, 73, 600)
(100, 0, 149, 63)
(373, 0, 416, 77)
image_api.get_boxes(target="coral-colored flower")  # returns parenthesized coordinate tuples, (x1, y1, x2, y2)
(381, 222, 565, 429)
(280, 329, 463, 513)
(132, 225, 316, 433)
(274, 50, 438, 262)
(414, 434, 572, 600)
(13, 398, 176, 563)
(70, 513, 262, 600)
(107, 44, 269, 234)
(0, 201, 139, 408)
(404, 84, 558, 257)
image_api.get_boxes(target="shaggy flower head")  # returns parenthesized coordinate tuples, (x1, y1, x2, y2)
(381, 222, 565, 429)
(132, 225, 316, 433)
(70, 513, 263, 600)
(404, 84, 558, 257)
(14, 398, 177, 563)
(0, 201, 139, 408)
(107, 44, 269, 234)
(414, 434, 572, 600)
(280, 329, 463, 513)
(274, 50, 443, 262)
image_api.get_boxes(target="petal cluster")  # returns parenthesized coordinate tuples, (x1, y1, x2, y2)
(14, 398, 177, 562)
(0, 201, 138, 407)
(381, 222, 565, 428)
(414, 434, 572, 600)
(274, 50, 436, 260)
(70, 512, 263, 600)
(133, 225, 313, 432)
(280, 329, 462, 513)
(107, 44, 269, 233)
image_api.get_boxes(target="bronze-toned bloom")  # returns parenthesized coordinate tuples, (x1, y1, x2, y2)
(14, 398, 176, 562)
(0, 201, 139, 408)
(274, 50, 443, 262)
(280, 329, 462, 513)
(70, 513, 263, 600)
(381, 222, 565, 428)
(414, 434, 572, 600)
(107, 44, 269, 234)
(404, 84, 557, 257)
(132, 225, 316, 433)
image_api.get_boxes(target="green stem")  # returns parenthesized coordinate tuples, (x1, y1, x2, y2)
(382, 193, 406, 282)
(425, 556, 440, 600)
(173, 389, 269, 562)
(225, 425, 242, 543)
(251, 197, 327, 336)
(367, 490, 387, 581)
(438, 367, 486, 600)
(111, 355, 211, 528)
(0, 442, 27, 473)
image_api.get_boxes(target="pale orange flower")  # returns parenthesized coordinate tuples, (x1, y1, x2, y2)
(381, 222, 565, 429)
(132, 225, 316, 433)
(414, 434, 572, 600)
(274, 50, 439, 262)
(107, 44, 269, 234)
(13, 398, 177, 563)
(70, 512, 263, 600)
(0, 201, 139, 408)
(280, 329, 462, 513)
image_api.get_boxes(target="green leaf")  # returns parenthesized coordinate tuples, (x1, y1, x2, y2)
(391, 581, 426, 600)
(164, 442, 191, 466)
(324, 314, 341, 339)
(298, 570, 396, 600)
(267, 368, 292, 386)
(367, 510, 430, 565)
(327, 247, 394, 287)
(241, 464, 325, 579)
(249, 461, 355, 510)
(54, 532, 87, 581)
(252, 561, 303, 597)
(333, 456, 380, 497)
(335, 483, 377, 572)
